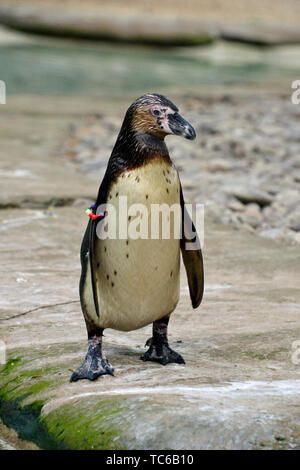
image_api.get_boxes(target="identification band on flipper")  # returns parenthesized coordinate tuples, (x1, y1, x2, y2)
(85, 204, 104, 221)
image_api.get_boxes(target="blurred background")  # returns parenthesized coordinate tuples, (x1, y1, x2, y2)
(2, 0, 300, 96)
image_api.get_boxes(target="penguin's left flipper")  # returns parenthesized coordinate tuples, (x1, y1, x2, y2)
(180, 186, 204, 309)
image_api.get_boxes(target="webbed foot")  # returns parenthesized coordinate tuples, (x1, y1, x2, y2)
(70, 335, 114, 382)
(140, 337, 185, 365)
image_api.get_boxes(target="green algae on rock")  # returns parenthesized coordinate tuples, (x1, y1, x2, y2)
(42, 400, 126, 450)
(0, 350, 126, 450)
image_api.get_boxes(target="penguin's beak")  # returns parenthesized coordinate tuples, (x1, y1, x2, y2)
(168, 112, 196, 140)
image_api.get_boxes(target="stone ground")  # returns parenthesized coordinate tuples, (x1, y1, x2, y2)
(0, 94, 300, 450)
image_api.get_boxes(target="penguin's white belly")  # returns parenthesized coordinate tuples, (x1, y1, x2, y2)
(91, 160, 181, 331)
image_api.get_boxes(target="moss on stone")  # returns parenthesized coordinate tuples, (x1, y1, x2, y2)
(25, 381, 52, 395)
(0, 357, 22, 375)
(20, 369, 46, 378)
(243, 347, 288, 360)
(0, 354, 57, 405)
(0, 351, 126, 449)
(0, 397, 67, 449)
(3, 22, 214, 46)
(42, 399, 126, 450)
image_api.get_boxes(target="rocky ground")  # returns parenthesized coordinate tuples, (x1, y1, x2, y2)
(62, 91, 300, 245)
(0, 93, 300, 450)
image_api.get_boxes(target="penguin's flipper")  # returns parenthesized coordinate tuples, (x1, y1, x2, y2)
(89, 218, 100, 318)
(79, 217, 100, 319)
(87, 172, 112, 319)
(180, 186, 204, 309)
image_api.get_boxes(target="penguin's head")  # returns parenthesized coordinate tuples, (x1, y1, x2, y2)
(129, 93, 196, 141)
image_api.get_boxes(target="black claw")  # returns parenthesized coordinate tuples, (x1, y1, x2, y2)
(103, 361, 115, 376)
(160, 356, 168, 366)
(70, 372, 79, 383)
(175, 355, 185, 365)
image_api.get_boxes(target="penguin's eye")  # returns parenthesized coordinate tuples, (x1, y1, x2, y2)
(152, 109, 160, 116)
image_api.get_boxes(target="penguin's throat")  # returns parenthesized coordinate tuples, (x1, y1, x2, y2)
(113, 130, 170, 168)
(135, 132, 169, 158)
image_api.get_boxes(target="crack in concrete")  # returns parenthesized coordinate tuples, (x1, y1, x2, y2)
(0, 300, 80, 322)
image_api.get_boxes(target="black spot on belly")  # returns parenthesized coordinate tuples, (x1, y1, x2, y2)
(166, 188, 169, 193)
(126, 253, 129, 258)
(97, 262, 100, 268)
(116, 192, 119, 197)
(114, 270, 117, 276)
(146, 195, 148, 199)
(106, 274, 109, 280)
(126, 240, 129, 245)
(170, 271, 173, 277)
(111, 282, 114, 287)
(128, 216, 132, 221)
(104, 247, 107, 252)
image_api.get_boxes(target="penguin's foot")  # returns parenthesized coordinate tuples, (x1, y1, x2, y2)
(140, 337, 185, 366)
(70, 336, 114, 382)
(70, 358, 114, 382)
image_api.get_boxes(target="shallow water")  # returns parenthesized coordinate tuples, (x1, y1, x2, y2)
(0, 28, 299, 96)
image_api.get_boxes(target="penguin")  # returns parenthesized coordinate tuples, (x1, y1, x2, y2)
(70, 93, 204, 382)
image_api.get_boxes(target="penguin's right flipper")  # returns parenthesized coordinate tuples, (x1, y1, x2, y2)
(180, 186, 204, 309)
